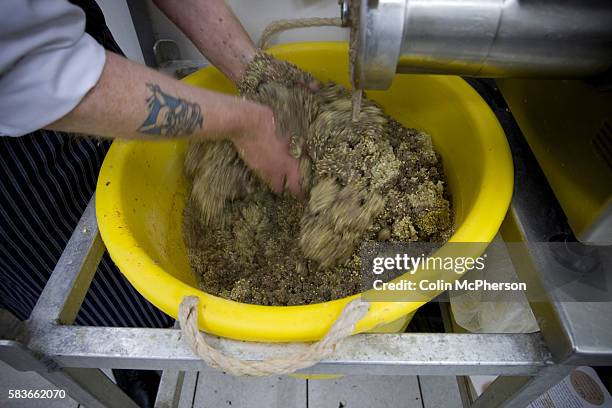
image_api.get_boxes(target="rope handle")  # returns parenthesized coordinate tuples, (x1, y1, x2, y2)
(178, 296, 369, 376)
(257, 17, 343, 50)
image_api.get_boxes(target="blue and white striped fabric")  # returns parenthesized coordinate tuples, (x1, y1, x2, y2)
(0, 0, 173, 329)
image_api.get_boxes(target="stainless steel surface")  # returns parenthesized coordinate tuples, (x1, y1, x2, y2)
(470, 365, 575, 408)
(456, 376, 476, 408)
(353, 0, 406, 89)
(155, 370, 186, 408)
(177, 372, 198, 408)
(352, 0, 612, 89)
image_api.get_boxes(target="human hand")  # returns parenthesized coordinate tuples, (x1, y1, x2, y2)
(232, 104, 303, 197)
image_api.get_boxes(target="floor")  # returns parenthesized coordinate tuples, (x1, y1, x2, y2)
(0, 360, 79, 408)
(0, 360, 463, 408)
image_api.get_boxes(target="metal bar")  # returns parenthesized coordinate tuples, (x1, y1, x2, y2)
(456, 376, 475, 408)
(26, 325, 552, 376)
(439, 295, 476, 407)
(470, 364, 574, 408)
(173, 371, 198, 408)
(0, 339, 138, 408)
(155, 322, 186, 408)
(438, 302, 455, 333)
(28, 196, 104, 326)
(155, 370, 186, 408)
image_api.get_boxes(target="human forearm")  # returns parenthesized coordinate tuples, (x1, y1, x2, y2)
(47, 51, 264, 141)
(153, 0, 256, 83)
(47, 51, 301, 195)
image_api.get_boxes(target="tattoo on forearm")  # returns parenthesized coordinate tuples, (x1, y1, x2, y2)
(138, 83, 203, 137)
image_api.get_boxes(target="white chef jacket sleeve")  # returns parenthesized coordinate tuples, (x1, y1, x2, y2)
(0, 0, 107, 137)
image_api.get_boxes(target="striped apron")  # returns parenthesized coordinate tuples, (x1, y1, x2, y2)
(0, 0, 173, 328)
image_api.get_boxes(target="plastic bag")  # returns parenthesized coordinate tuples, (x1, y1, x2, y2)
(450, 234, 539, 333)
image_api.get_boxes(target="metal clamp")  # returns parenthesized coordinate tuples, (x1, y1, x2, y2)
(353, 0, 406, 90)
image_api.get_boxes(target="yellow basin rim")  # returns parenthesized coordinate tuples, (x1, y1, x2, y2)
(96, 42, 513, 342)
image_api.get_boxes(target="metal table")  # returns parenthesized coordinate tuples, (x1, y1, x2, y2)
(1, 81, 610, 408)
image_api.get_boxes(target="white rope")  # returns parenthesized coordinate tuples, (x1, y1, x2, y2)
(256, 16, 362, 120)
(178, 296, 369, 376)
(257, 17, 343, 50)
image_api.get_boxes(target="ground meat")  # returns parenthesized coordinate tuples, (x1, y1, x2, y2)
(183, 52, 453, 306)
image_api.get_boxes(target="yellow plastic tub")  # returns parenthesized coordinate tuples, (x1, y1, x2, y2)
(96, 42, 513, 342)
